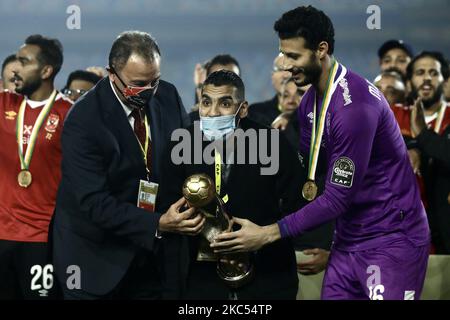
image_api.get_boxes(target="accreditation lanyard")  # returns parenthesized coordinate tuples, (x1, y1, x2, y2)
(134, 113, 150, 179)
(16, 90, 58, 171)
(214, 149, 229, 203)
(307, 60, 340, 182)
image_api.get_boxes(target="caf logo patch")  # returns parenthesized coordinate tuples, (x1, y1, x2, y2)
(330, 156, 354, 188)
(45, 114, 60, 133)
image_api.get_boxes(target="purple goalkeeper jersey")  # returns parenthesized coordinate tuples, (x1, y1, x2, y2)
(278, 63, 430, 251)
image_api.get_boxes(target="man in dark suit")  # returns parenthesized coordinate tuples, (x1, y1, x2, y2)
(161, 70, 303, 299)
(52, 31, 204, 299)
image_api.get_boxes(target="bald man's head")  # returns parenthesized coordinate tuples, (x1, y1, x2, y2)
(374, 71, 406, 105)
(272, 54, 290, 94)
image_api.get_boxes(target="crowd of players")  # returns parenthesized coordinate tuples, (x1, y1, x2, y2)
(0, 6, 449, 300)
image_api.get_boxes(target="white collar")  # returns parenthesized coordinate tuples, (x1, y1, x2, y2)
(26, 91, 62, 109)
(424, 100, 445, 125)
(425, 112, 438, 124)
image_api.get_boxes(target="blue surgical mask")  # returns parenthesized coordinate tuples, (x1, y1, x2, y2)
(200, 105, 242, 141)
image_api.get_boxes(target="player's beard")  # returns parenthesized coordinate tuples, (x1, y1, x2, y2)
(412, 82, 444, 109)
(290, 54, 322, 88)
(15, 73, 42, 98)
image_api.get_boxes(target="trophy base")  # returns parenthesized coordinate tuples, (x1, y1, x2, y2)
(216, 260, 254, 289)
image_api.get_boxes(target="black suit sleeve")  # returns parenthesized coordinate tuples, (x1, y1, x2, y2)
(159, 139, 187, 212)
(158, 138, 190, 299)
(417, 128, 450, 168)
(61, 109, 161, 251)
(174, 88, 190, 128)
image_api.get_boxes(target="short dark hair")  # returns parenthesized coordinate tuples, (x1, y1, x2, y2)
(406, 51, 450, 81)
(378, 39, 414, 59)
(25, 34, 63, 80)
(203, 70, 245, 102)
(274, 5, 335, 55)
(1, 54, 17, 78)
(65, 70, 102, 89)
(109, 31, 160, 71)
(205, 54, 240, 76)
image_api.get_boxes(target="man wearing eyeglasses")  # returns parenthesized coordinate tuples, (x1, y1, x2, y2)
(62, 70, 102, 101)
(52, 31, 204, 299)
(247, 54, 290, 127)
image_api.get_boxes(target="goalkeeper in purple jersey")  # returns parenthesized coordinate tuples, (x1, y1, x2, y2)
(211, 5, 430, 300)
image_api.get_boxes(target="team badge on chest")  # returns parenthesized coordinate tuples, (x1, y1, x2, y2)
(45, 114, 59, 133)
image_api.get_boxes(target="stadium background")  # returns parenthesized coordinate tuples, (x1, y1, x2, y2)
(0, 0, 448, 110)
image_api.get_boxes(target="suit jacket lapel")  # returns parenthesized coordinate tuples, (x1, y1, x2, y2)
(146, 95, 162, 181)
(97, 78, 147, 171)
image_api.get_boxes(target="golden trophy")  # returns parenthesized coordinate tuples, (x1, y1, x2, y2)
(182, 174, 253, 288)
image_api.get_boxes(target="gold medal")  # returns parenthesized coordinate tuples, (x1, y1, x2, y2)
(302, 180, 318, 201)
(18, 170, 32, 188)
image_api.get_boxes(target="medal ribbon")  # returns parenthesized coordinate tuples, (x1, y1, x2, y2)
(16, 90, 58, 171)
(307, 60, 340, 181)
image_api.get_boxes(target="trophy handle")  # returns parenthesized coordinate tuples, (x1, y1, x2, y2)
(214, 194, 232, 231)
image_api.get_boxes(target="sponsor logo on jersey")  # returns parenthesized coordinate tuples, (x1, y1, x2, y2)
(24, 125, 33, 135)
(330, 156, 355, 188)
(404, 290, 415, 300)
(307, 111, 314, 124)
(38, 289, 49, 297)
(367, 79, 382, 101)
(5, 110, 17, 120)
(339, 78, 352, 106)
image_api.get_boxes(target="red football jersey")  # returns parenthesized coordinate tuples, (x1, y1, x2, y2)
(391, 102, 450, 209)
(0, 91, 72, 242)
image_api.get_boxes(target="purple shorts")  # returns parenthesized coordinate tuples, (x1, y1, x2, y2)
(321, 238, 429, 300)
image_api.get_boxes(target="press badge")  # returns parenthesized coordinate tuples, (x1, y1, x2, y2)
(137, 180, 159, 212)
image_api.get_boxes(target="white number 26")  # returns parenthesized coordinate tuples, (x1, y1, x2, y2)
(30, 264, 54, 291)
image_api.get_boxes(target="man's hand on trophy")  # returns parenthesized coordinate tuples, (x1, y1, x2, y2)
(158, 197, 205, 235)
(210, 217, 281, 253)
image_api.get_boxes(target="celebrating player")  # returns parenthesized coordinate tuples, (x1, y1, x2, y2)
(0, 35, 72, 299)
(211, 6, 430, 300)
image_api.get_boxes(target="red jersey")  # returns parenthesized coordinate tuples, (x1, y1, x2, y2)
(0, 91, 72, 242)
(391, 102, 450, 136)
(391, 102, 450, 208)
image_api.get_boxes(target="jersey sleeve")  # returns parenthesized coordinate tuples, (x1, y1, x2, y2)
(278, 97, 380, 238)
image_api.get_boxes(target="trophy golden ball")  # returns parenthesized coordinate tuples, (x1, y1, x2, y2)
(182, 174, 215, 207)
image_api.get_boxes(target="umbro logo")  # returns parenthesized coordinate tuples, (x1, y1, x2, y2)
(307, 112, 314, 124)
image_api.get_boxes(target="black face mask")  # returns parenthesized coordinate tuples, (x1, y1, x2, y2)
(110, 66, 159, 109)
